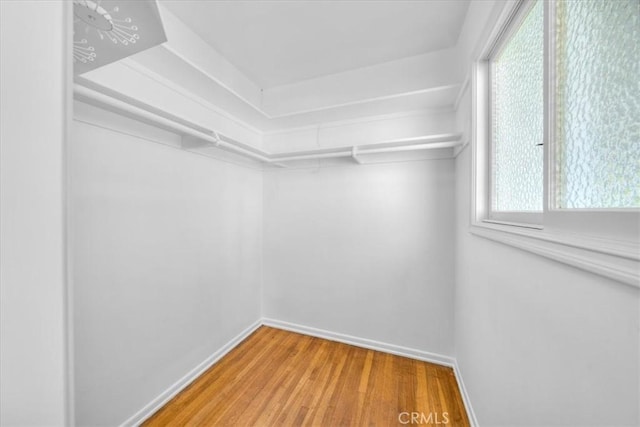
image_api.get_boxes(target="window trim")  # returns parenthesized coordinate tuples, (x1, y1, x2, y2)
(487, 0, 544, 225)
(470, 0, 640, 288)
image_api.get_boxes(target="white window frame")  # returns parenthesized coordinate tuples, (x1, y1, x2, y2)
(487, 0, 544, 227)
(470, 0, 640, 288)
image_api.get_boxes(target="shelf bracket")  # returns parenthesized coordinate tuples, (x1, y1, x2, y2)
(181, 131, 220, 150)
(351, 146, 364, 165)
(212, 131, 221, 147)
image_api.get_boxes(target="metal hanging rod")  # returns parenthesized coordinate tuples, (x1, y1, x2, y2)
(73, 81, 463, 167)
(74, 83, 274, 164)
(270, 134, 463, 163)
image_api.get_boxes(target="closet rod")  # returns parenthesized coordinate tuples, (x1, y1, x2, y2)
(272, 150, 353, 162)
(74, 82, 463, 166)
(271, 133, 463, 163)
(358, 140, 460, 155)
(73, 84, 273, 164)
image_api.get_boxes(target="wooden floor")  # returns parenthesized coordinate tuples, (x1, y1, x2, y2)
(144, 326, 470, 426)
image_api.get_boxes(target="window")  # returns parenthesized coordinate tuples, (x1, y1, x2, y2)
(554, 0, 640, 210)
(490, 0, 544, 222)
(472, 0, 640, 286)
(488, 0, 639, 223)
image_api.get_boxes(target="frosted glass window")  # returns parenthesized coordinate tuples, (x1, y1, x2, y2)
(555, 0, 640, 209)
(491, 1, 544, 212)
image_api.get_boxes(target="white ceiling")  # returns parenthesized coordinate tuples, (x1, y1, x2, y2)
(161, 0, 470, 89)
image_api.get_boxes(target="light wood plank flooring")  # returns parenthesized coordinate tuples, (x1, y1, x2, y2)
(144, 326, 470, 426)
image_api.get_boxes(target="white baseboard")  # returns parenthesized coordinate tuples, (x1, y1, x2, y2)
(119, 319, 262, 427)
(453, 360, 479, 427)
(119, 318, 478, 427)
(262, 318, 455, 367)
(263, 318, 478, 426)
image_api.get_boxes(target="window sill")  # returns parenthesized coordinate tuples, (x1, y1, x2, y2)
(469, 221, 640, 288)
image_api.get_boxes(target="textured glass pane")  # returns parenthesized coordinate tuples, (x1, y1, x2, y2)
(556, 0, 640, 209)
(492, 1, 544, 212)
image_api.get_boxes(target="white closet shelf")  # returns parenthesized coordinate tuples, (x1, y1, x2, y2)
(73, 80, 463, 167)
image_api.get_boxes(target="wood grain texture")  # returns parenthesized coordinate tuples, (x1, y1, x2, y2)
(143, 326, 470, 426)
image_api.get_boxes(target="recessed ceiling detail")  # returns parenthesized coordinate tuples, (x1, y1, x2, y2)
(79, 1, 478, 133)
(162, 0, 470, 89)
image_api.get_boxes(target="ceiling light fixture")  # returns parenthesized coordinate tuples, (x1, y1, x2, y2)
(73, 0, 139, 46)
(73, 38, 96, 64)
(72, 0, 166, 75)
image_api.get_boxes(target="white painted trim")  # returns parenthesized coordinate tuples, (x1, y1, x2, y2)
(161, 44, 270, 119)
(262, 319, 479, 424)
(452, 361, 480, 427)
(72, 117, 262, 172)
(262, 318, 455, 367)
(474, 1, 521, 61)
(121, 57, 265, 136)
(453, 72, 471, 112)
(74, 82, 462, 168)
(62, 2, 75, 425)
(151, 45, 462, 122)
(72, 97, 265, 171)
(468, 1, 639, 289)
(470, 223, 640, 288)
(267, 84, 461, 119)
(263, 153, 456, 173)
(119, 319, 262, 427)
(115, 318, 477, 426)
(271, 133, 462, 163)
(74, 83, 272, 161)
(453, 138, 470, 158)
(263, 107, 454, 136)
(78, 66, 464, 169)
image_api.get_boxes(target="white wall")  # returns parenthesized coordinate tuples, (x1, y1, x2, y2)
(262, 48, 459, 117)
(454, 146, 640, 426)
(157, 3, 264, 110)
(453, 2, 639, 423)
(454, 0, 499, 77)
(264, 110, 456, 153)
(0, 1, 69, 425)
(263, 160, 455, 356)
(81, 58, 264, 150)
(70, 105, 262, 426)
